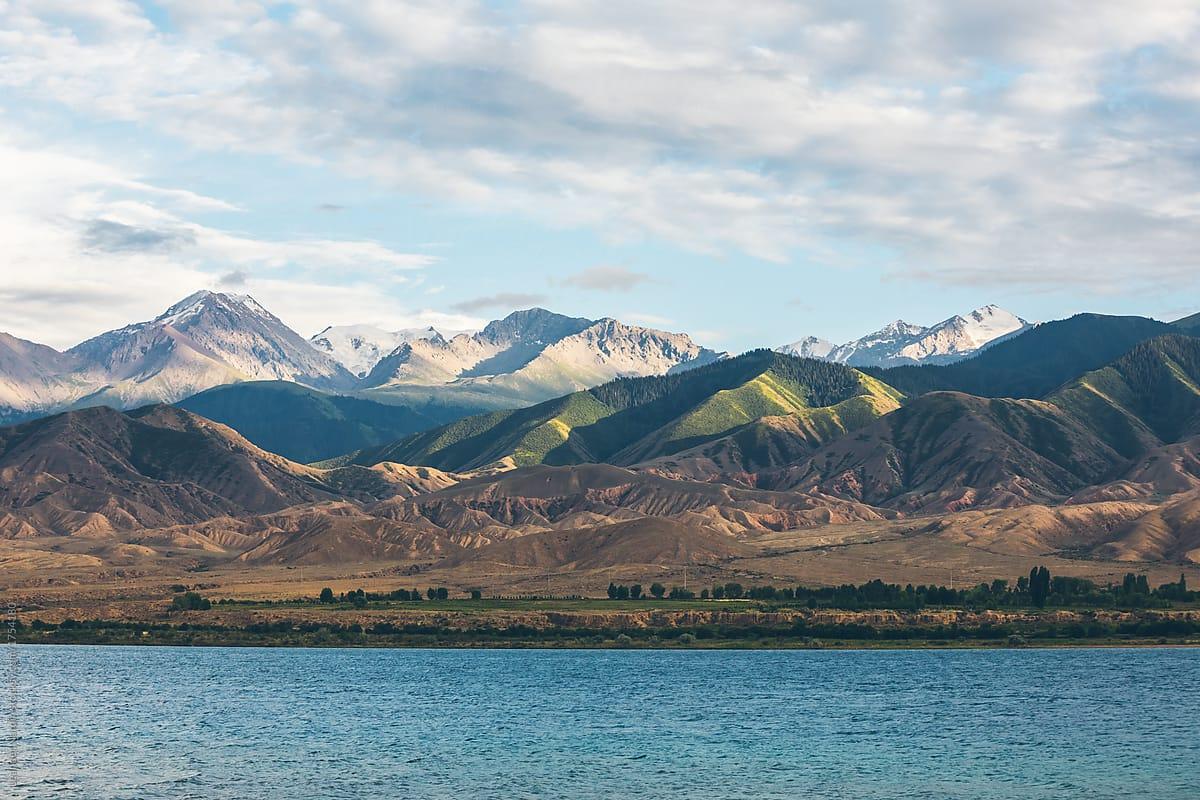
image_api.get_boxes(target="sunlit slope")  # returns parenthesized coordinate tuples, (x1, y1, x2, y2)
(346, 351, 904, 472)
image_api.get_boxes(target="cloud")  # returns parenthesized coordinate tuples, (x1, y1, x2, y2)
(2, 1, 1200, 293)
(450, 293, 549, 313)
(217, 269, 249, 287)
(82, 219, 196, 253)
(560, 265, 652, 292)
(0, 138, 442, 348)
(623, 312, 676, 328)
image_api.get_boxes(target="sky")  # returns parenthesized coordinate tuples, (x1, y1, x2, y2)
(2, 1, 1199, 353)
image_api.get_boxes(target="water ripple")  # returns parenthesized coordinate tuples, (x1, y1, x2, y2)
(2, 646, 1198, 799)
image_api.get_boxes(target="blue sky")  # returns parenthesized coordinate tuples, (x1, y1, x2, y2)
(1, 1, 1199, 351)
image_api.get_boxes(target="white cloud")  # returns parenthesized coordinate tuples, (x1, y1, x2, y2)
(560, 265, 652, 292)
(450, 292, 549, 313)
(622, 312, 676, 328)
(0, 138, 439, 347)
(2, 0, 1200, 293)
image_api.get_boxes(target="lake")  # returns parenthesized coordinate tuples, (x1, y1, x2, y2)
(4, 645, 1197, 799)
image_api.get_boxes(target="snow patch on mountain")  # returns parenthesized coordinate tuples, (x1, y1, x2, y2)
(310, 324, 450, 378)
(777, 336, 836, 360)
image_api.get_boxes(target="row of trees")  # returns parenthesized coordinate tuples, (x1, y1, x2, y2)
(607, 582, 678, 599)
(317, 587, 484, 607)
(604, 569, 1195, 610)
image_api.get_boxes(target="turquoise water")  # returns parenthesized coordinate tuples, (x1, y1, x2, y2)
(3, 645, 1197, 799)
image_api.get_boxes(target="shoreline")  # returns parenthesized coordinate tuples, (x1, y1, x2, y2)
(10, 634, 1200, 650)
(11, 602, 1200, 650)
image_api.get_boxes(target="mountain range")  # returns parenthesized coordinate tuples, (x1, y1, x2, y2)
(5, 328, 1200, 577)
(0, 292, 723, 425)
(356, 309, 726, 409)
(780, 304, 1030, 367)
(5, 295, 1200, 587)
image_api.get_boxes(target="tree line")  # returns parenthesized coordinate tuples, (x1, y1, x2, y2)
(604, 569, 1194, 610)
(606, 582, 695, 600)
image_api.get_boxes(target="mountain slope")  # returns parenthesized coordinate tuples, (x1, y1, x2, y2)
(176, 381, 440, 463)
(765, 337, 1200, 515)
(0, 405, 362, 537)
(1173, 311, 1200, 335)
(867, 314, 1179, 400)
(1047, 335, 1200, 457)
(346, 351, 903, 473)
(444, 516, 757, 570)
(1094, 490, 1200, 562)
(766, 392, 1126, 513)
(781, 305, 1029, 368)
(361, 308, 595, 389)
(892, 305, 1029, 363)
(0, 334, 89, 423)
(777, 336, 835, 360)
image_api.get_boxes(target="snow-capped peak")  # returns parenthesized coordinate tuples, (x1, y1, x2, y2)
(153, 290, 274, 328)
(778, 305, 1031, 368)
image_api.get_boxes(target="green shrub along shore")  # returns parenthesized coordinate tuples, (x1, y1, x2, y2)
(13, 568, 1200, 649)
(12, 613, 1200, 650)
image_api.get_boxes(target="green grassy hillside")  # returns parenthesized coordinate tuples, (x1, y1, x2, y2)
(348, 351, 904, 472)
(1048, 335, 1200, 457)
